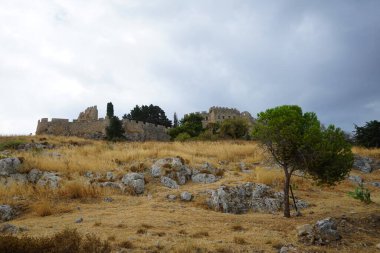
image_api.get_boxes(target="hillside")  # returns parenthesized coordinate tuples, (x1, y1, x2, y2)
(0, 136, 379, 253)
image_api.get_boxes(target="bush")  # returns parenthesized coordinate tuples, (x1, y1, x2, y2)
(175, 132, 191, 142)
(0, 228, 111, 253)
(348, 183, 371, 204)
(354, 120, 380, 148)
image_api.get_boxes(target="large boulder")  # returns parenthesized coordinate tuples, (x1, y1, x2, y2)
(207, 183, 307, 214)
(122, 173, 145, 194)
(27, 169, 43, 183)
(0, 158, 21, 176)
(353, 155, 372, 173)
(151, 157, 192, 187)
(0, 205, 16, 221)
(180, 191, 193, 201)
(297, 218, 341, 245)
(37, 172, 61, 188)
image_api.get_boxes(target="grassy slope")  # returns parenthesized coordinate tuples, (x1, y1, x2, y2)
(0, 135, 379, 252)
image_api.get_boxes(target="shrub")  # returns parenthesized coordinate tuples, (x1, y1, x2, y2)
(354, 120, 380, 148)
(0, 140, 25, 151)
(348, 183, 371, 204)
(175, 132, 191, 142)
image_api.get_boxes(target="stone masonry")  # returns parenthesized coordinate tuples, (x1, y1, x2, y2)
(36, 106, 170, 141)
(186, 106, 255, 128)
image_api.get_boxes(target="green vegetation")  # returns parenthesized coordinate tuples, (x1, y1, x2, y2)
(105, 103, 124, 141)
(219, 118, 249, 139)
(354, 120, 380, 148)
(348, 183, 372, 204)
(0, 228, 111, 253)
(169, 113, 204, 140)
(252, 105, 353, 217)
(123, 104, 172, 127)
(0, 139, 25, 151)
(173, 112, 179, 128)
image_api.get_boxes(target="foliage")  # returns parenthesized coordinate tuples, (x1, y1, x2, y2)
(106, 116, 124, 141)
(354, 120, 380, 148)
(175, 132, 191, 142)
(123, 104, 172, 127)
(169, 113, 204, 139)
(0, 228, 111, 253)
(0, 140, 25, 151)
(219, 118, 249, 139)
(252, 105, 353, 217)
(106, 102, 114, 118)
(173, 112, 179, 128)
(348, 183, 372, 204)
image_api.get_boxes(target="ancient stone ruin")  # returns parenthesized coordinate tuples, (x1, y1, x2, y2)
(186, 106, 255, 128)
(36, 106, 170, 141)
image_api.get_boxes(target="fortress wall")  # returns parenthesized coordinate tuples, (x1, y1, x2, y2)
(36, 119, 70, 136)
(122, 119, 170, 141)
(68, 119, 106, 137)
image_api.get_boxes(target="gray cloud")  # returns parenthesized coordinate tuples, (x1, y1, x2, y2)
(0, 0, 379, 134)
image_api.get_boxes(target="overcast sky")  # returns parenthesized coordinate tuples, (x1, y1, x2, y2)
(1, 0, 379, 135)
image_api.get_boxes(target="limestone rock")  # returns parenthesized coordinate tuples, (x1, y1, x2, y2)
(279, 244, 298, 253)
(122, 173, 145, 194)
(348, 175, 363, 184)
(161, 176, 179, 189)
(0, 223, 27, 234)
(192, 173, 217, 184)
(180, 191, 193, 201)
(27, 169, 43, 183)
(75, 217, 83, 223)
(298, 218, 341, 245)
(0, 205, 16, 221)
(353, 155, 372, 173)
(167, 194, 177, 201)
(37, 172, 61, 188)
(151, 157, 191, 185)
(99, 182, 122, 190)
(8, 173, 28, 184)
(106, 171, 116, 181)
(104, 197, 114, 202)
(371, 182, 380, 188)
(0, 158, 21, 176)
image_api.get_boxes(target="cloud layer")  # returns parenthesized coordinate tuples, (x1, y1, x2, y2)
(1, 0, 379, 134)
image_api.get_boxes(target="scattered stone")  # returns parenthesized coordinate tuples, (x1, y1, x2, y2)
(9, 173, 28, 184)
(0, 205, 16, 221)
(151, 157, 184, 177)
(75, 217, 83, 223)
(106, 171, 116, 181)
(192, 173, 218, 184)
(0, 223, 27, 234)
(104, 197, 114, 202)
(99, 182, 122, 190)
(279, 244, 298, 253)
(122, 173, 145, 194)
(27, 168, 43, 183)
(37, 172, 61, 188)
(348, 175, 363, 184)
(167, 194, 177, 201)
(371, 182, 380, 188)
(353, 155, 372, 173)
(160, 176, 179, 189)
(0, 157, 21, 176)
(298, 218, 341, 245)
(180, 191, 193, 201)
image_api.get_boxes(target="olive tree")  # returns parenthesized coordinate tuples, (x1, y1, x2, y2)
(252, 105, 353, 217)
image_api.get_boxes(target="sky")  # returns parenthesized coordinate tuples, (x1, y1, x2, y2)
(0, 0, 379, 135)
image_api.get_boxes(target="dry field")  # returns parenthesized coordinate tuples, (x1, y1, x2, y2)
(0, 135, 379, 253)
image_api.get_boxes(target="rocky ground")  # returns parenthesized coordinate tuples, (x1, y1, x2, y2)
(0, 136, 379, 252)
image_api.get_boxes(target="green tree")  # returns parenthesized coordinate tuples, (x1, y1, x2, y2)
(168, 113, 204, 140)
(220, 118, 249, 139)
(105, 103, 124, 141)
(173, 112, 179, 128)
(252, 105, 353, 218)
(354, 120, 380, 148)
(106, 102, 114, 118)
(124, 104, 172, 127)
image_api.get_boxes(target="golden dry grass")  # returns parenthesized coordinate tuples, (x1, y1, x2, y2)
(0, 135, 380, 252)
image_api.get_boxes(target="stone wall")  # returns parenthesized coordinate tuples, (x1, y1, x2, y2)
(36, 106, 170, 141)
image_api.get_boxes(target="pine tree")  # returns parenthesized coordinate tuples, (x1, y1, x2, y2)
(106, 102, 114, 118)
(173, 112, 179, 128)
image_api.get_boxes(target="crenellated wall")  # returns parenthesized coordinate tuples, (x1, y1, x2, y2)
(36, 106, 170, 141)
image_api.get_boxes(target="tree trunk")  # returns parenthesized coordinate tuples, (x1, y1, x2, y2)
(283, 168, 291, 218)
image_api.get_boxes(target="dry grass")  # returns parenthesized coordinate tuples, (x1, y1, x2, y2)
(352, 146, 380, 159)
(1, 135, 380, 253)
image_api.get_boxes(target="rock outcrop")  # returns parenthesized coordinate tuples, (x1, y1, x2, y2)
(0, 158, 21, 176)
(297, 218, 341, 245)
(207, 183, 307, 214)
(353, 155, 373, 173)
(151, 157, 191, 188)
(0, 205, 16, 221)
(122, 173, 145, 194)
